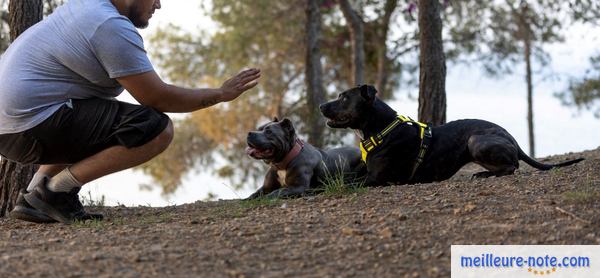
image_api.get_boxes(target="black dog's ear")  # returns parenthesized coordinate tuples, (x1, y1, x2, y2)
(272, 116, 280, 122)
(359, 84, 377, 103)
(280, 118, 295, 134)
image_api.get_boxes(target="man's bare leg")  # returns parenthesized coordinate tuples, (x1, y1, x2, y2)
(38, 165, 69, 176)
(70, 120, 174, 184)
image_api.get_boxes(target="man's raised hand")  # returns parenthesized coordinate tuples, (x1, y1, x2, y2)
(219, 68, 261, 102)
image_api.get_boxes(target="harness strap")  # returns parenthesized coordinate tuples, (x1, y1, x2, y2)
(408, 125, 432, 181)
(359, 115, 432, 181)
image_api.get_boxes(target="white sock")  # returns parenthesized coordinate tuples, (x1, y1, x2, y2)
(26, 172, 50, 192)
(47, 168, 83, 193)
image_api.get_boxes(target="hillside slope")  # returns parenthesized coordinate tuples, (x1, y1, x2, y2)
(1, 148, 598, 277)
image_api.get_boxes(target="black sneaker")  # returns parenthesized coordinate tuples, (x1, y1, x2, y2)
(69, 191, 104, 221)
(9, 190, 57, 223)
(24, 178, 103, 224)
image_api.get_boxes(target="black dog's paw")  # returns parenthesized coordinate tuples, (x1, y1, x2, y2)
(471, 171, 495, 179)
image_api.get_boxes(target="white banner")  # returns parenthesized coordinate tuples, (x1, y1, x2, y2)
(451, 245, 600, 278)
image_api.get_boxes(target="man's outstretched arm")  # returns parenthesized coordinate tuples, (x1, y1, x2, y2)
(116, 68, 261, 112)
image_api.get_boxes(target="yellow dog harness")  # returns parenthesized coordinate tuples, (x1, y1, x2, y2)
(359, 115, 432, 180)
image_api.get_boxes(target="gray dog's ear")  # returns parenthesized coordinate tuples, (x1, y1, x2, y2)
(280, 118, 295, 133)
(359, 84, 377, 103)
(273, 116, 280, 122)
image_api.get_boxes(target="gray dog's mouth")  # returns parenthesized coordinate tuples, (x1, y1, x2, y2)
(246, 145, 274, 159)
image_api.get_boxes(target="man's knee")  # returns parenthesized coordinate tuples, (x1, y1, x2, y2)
(153, 117, 174, 152)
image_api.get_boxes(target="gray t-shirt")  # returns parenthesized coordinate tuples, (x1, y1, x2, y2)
(0, 0, 154, 134)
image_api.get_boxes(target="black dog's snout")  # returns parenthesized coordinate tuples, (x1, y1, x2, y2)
(319, 102, 329, 114)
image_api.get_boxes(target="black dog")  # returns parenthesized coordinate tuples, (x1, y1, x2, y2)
(319, 85, 584, 186)
(246, 117, 364, 198)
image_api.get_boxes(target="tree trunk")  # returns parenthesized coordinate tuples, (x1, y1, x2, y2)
(0, 159, 36, 216)
(0, 0, 43, 217)
(8, 0, 42, 41)
(338, 0, 365, 86)
(305, 0, 326, 148)
(524, 33, 535, 158)
(417, 0, 447, 126)
(375, 0, 397, 99)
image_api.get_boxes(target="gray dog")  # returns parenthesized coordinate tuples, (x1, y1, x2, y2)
(245, 117, 365, 199)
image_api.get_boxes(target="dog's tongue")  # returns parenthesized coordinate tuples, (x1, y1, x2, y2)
(245, 146, 257, 156)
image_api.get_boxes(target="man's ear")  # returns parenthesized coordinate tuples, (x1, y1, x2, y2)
(280, 118, 295, 134)
(272, 116, 279, 122)
(359, 84, 377, 104)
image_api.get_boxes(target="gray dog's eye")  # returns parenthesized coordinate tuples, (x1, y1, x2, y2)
(265, 129, 273, 135)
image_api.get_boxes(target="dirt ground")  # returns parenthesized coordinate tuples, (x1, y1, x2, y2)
(1, 148, 598, 277)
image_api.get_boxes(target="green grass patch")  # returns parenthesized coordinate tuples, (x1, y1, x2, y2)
(318, 160, 367, 197)
(72, 217, 125, 229)
(241, 198, 282, 209)
(79, 191, 106, 207)
(209, 202, 248, 219)
(563, 188, 600, 204)
(563, 176, 600, 204)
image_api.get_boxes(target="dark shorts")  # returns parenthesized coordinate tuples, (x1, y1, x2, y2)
(0, 98, 170, 165)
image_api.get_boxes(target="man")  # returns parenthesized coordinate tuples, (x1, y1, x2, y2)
(0, 0, 261, 224)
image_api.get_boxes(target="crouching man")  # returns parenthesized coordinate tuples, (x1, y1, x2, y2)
(0, 0, 260, 224)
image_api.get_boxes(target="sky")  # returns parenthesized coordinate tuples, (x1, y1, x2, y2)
(80, 0, 599, 207)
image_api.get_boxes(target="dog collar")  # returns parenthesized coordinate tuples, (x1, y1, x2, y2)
(359, 115, 432, 180)
(272, 139, 304, 170)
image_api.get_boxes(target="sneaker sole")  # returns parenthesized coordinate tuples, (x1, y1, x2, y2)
(24, 193, 72, 224)
(9, 206, 57, 223)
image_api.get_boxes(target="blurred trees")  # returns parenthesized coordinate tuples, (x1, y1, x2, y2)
(557, 0, 599, 117)
(557, 54, 600, 117)
(444, 0, 580, 157)
(0, 0, 8, 52)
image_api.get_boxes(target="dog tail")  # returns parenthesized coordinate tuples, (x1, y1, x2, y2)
(518, 148, 584, 170)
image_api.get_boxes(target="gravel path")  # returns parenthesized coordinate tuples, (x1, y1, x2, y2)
(1, 148, 598, 277)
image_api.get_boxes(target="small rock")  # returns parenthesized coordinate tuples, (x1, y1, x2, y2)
(280, 203, 288, 209)
(379, 227, 393, 239)
(464, 204, 477, 212)
(341, 227, 363, 236)
(150, 244, 162, 252)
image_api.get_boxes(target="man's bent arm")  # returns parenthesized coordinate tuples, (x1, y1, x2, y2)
(116, 68, 260, 113)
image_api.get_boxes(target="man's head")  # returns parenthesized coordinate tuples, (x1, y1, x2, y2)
(112, 0, 161, 28)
